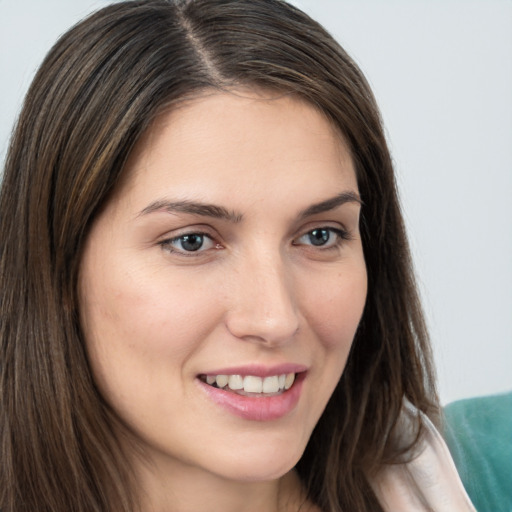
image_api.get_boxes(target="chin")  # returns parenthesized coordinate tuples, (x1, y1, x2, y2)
(208, 436, 307, 482)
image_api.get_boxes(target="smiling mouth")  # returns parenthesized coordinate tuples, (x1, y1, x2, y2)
(199, 373, 296, 396)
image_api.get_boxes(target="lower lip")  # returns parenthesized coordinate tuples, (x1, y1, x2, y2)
(198, 373, 305, 421)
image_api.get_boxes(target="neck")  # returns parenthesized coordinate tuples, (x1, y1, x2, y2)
(131, 452, 308, 512)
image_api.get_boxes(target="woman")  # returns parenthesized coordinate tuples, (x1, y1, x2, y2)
(0, 1, 475, 511)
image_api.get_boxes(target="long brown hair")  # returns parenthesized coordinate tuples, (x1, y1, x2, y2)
(0, 1, 438, 510)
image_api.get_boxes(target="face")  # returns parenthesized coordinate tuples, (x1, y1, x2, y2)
(79, 90, 367, 485)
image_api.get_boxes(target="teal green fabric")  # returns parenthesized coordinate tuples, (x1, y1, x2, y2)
(443, 392, 512, 512)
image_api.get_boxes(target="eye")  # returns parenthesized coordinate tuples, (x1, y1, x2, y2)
(160, 232, 217, 254)
(294, 227, 349, 249)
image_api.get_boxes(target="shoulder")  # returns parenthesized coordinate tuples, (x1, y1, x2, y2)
(370, 401, 476, 512)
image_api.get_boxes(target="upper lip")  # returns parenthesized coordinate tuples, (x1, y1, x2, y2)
(199, 363, 308, 378)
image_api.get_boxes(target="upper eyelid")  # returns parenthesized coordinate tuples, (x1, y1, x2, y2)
(158, 225, 218, 242)
(159, 224, 349, 240)
(168, 230, 213, 240)
(294, 221, 350, 237)
(157, 222, 352, 248)
(301, 226, 348, 235)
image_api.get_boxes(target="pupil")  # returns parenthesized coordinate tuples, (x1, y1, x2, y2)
(181, 234, 203, 251)
(309, 229, 329, 246)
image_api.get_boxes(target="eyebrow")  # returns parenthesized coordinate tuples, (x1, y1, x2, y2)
(138, 199, 243, 223)
(298, 191, 362, 219)
(137, 191, 361, 223)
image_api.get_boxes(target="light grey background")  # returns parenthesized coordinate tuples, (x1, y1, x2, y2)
(1, 0, 511, 405)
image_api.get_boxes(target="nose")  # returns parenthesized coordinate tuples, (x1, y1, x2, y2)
(225, 252, 300, 346)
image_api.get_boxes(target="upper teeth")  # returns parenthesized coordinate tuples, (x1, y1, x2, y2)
(205, 373, 295, 393)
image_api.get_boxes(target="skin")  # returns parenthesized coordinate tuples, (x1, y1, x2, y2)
(79, 89, 367, 512)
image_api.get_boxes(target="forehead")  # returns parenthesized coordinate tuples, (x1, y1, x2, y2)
(115, 89, 357, 211)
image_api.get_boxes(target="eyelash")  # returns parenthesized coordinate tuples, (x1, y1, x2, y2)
(159, 226, 351, 256)
(159, 232, 218, 256)
(292, 227, 351, 250)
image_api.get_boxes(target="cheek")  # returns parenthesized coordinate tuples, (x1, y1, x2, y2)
(79, 264, 222, 404)
(83, 262, 215, 344)
(295, 261, 367, 433)
(303, 263, 368, 352)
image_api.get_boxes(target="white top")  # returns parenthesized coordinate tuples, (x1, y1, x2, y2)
(370, 403, 477, 512)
